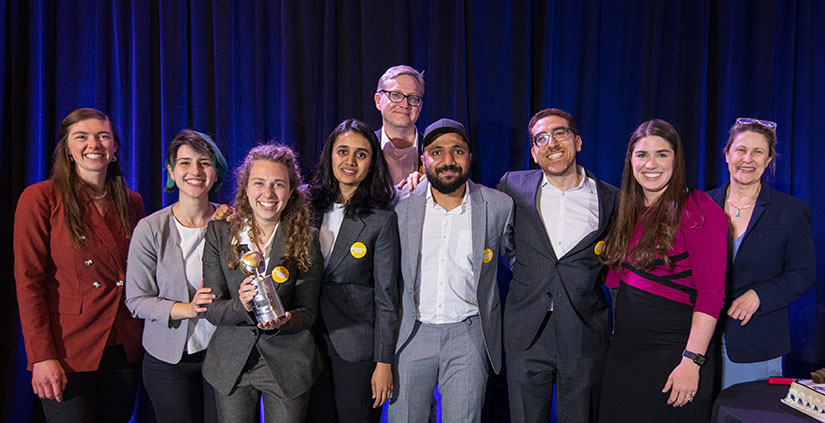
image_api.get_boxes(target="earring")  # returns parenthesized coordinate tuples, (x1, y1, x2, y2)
(69, 156, 74, 162)
(111, 156, 118, 162)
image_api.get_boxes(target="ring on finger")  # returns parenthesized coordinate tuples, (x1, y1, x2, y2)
(686, 397, 693, 402)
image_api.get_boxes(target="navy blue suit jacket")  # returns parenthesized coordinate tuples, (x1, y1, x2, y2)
(708, 183, 816, 362)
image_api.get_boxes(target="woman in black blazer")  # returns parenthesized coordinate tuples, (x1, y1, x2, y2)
(708, 118, 816, 389)
(305, 119, 400, 422)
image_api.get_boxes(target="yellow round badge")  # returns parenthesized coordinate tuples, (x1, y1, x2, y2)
(350, 242, 367, 259)
(482, 248, 494, 264)
(272, 266, 289, 283)
(594, 240, 606, 256)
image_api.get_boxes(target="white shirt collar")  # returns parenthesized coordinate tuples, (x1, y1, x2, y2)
(426, 181, 471, 213)
(380, 126, 419, 151)
(541, 165, 595, 194)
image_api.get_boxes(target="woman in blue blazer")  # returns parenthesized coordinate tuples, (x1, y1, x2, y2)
(125, 130, 228, 422)
(305, 119, 400, 422)
(708, 118, 816, 389)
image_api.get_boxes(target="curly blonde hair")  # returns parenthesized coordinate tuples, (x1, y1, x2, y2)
(228, 143, 312, 272)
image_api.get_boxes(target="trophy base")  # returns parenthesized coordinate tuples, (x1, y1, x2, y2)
(254, 305, 284, 323)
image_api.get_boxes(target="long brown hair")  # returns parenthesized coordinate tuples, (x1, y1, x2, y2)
(52, 108, 137, 245)
(601, 119, 689, 271)
(228, 143, 312, 272)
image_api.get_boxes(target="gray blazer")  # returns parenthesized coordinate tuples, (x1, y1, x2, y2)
(125, 204, 216, 364)
(394, 180, 514, 374)
(201, 220, 324, 399)
(318, 209, 400, 363)
(498, 169, 618, 358)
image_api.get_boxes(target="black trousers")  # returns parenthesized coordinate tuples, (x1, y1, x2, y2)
(307, 339, 380, 423)
(142, 350, 218, 423)
(40, 345, 139, 423)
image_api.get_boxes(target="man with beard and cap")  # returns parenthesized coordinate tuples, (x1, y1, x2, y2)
(389, 118, 514, 423)
(497, 108, 619, 422)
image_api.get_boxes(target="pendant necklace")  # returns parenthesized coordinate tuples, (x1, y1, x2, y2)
(726, 198, 755, 217)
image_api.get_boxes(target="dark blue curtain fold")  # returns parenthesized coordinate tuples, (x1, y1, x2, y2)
(3, 1, 823, 421)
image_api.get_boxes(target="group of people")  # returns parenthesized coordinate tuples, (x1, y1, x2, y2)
(13, 65, 816, 423)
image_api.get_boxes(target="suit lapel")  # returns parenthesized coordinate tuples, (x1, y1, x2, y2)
(87, 197, 126, 270)
(164, 207, 187, 288)
(405, 182, 428, 284)
(525, 171, 558, 260)
(326, 216, 365, 274)
(737, 185, 771, 260)
(560, 172, 613, 259)
(469, 182, 486, 285)
(266, 225, 287, 290)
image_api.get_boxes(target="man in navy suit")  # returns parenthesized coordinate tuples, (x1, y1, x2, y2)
(373, 65, 425, 184)
(498, 108, 618, 423)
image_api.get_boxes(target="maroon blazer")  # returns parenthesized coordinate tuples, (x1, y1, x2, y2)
(14, 180, 145, 372)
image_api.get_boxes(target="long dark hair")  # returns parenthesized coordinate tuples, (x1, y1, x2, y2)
(52, 108, 137, 245)
(228, 143, 312, 272)
(307, 119, 394, 227)
(601, 119, 690, 271)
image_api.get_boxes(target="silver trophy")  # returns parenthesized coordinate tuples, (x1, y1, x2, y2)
(238, 250, 286, 323)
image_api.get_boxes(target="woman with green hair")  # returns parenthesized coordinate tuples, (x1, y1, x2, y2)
(125, 129, 228, 423)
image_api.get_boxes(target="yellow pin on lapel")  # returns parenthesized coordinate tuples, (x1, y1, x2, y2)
(272, 266, 289, 283)
(350, 242, 367, 259)
(594, 240, 606, 256)
(482, 248, 494, 263)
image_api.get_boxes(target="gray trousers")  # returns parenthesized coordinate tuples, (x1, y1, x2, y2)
(506, 312, 604, 423)
(214, 355, 309, 423)
(389, 315, 489, 423)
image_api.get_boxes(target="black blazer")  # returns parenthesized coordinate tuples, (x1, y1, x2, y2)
(317, 208, 400, 363)
(201, 220, 324, 399)
(498, 169, 618, 358)
(708, 183, 816, 362)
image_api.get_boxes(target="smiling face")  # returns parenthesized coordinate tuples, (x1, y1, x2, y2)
(530, 115, 581, 179)
(246, 160, 292, 226)
(374, 74, 423, 130)
(631, 135, 675, 205)
(725, 131, 772, 187)
(422, 132, 472, 194)
(167, 144, 217, 201)
(331, 131, 373, 194)
(66, 118, 118, 182)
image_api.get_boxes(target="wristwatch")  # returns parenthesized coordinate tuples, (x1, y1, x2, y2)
(682, 349, 706, 366)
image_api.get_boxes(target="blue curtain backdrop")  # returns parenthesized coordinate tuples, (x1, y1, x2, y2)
(3, 0, 823, 421)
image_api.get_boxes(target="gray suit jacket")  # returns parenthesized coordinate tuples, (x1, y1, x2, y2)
(201, 220, 324, 399)
(125, 204, 217, 364)
(498, 169, 618, 358)
(318, 209, 400, 363)
(394, 180, 514, 374)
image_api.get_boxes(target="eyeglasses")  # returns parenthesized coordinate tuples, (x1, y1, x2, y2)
(379, 90, 423, 107)
(736, 117, 777, 129)
(532, 127, 576, 146)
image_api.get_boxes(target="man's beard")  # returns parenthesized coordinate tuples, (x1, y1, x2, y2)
(428, 164, 470, 194)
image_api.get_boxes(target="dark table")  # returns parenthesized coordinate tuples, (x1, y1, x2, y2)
(712, 380, 820, 422)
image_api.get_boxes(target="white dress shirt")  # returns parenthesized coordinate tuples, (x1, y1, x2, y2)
(416, 183, 478, 324)
(381, 126, 420, 184)
(319, 203, 346, 266)
(537, 166, 599, 259)
(172, 219, 216, 354)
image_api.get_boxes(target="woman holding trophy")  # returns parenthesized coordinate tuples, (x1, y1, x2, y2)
(201, 143, 323, 422)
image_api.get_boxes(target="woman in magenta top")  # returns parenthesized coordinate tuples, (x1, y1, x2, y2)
(598, 119, 727, 423)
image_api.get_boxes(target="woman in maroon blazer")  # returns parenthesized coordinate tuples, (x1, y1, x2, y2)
(14, 108, 145, 422)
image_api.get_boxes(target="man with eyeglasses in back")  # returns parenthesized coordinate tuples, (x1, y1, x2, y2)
(497, 108, 618, 423)
(374, 65, 425, 185)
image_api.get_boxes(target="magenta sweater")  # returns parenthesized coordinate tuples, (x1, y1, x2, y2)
(606, 190, 728, 318)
